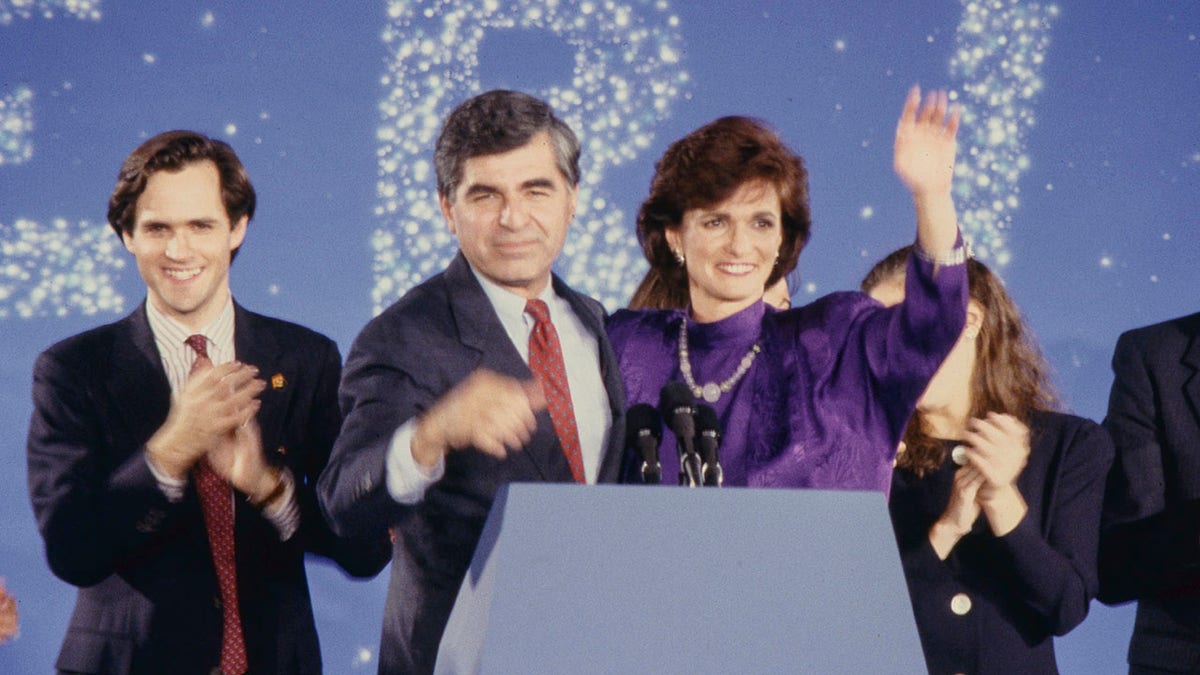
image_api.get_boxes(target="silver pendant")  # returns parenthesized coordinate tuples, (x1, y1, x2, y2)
(701, 382, 721, 403)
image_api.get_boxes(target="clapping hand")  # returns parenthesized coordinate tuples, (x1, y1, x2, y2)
(963, 412, 1031, 535)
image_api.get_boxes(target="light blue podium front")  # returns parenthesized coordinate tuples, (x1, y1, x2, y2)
(436, 483, 923, 674)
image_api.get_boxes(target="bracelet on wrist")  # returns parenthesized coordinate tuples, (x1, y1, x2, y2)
(248, 470, 286, 508)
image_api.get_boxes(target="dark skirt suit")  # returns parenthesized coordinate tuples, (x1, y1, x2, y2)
(889, 411, 1114, 674)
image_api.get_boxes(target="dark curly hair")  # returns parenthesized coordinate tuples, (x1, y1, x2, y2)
(630, 116, 811, 310)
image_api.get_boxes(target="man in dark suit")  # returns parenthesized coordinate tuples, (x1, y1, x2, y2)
(1101, 312, 1200, 673)
(27, 131, 388, 674)
(318, 90, 626, 674)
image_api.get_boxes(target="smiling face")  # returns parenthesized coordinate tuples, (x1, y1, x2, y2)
(666, 180, 784, 323)
(438, 131, 577, 299)
(122, 160, 246, 331)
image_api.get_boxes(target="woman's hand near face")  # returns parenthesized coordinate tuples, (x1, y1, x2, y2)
(964, 412, 1030, 536)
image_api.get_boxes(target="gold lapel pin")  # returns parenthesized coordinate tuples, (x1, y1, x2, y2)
(271, 373, 286, 390)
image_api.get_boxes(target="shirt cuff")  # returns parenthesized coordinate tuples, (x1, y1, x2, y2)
(260, 469, 299, 541)
(145, 452, 187, 502)
(913, 231, 970, 266)
(386, 419, 445, 505)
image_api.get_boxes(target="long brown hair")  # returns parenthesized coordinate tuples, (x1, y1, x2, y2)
(861, 246, 1059, 476)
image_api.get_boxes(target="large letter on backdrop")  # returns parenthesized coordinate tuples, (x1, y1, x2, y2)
(0, 1, 122, 320)
(370, 0, 689, 313)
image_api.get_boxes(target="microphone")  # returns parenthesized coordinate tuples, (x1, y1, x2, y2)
(658, 382, 701, 487)
(695, 404, 723, 487)
(626, 403, 662, 484)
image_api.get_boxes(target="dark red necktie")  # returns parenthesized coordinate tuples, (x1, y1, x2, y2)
(525, 300, 586, 483)
(185, 334, 248, 675)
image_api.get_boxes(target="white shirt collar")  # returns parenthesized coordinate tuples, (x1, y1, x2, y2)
(145, 293, 236, 365)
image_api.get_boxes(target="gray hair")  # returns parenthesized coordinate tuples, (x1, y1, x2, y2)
(434, 90, 580, 199)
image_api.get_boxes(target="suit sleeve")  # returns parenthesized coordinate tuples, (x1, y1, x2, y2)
(27, 349, 177, 587)
(292, 338, 391, 577)
(986, 420, 1113, 636)
(318, 316, 435, 538)
(1099, 330, 1200, 602)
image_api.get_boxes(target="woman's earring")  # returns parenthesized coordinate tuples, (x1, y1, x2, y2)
(965, 327, 979, 339)
(674, 250, 686, 266)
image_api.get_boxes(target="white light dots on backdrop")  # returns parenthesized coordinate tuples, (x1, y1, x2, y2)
(950, 0, 1057, 267)
(1, 0, 114, 321)
(1, 1, 99, 164)
(0, 218, 126, 318)
(0, 0, 100, 24)
(371, 0, 689, 314)
(0, 86, 33, 165)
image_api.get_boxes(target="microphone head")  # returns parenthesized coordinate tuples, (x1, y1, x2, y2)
(658, 381, 694, 417)
(625, 403, 662, 446)
(695, 404, 720, 436)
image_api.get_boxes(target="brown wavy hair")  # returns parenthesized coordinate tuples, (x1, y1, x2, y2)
(630, 116, 810, 310)
(108, 130, 256, 261)
(861, 246, 1060, 476)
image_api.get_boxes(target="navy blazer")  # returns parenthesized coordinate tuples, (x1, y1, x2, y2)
(1101, 312, 1200, 671)
(890, 411, 1113, 674)
(318, 253, 627, 675)
(26, 302, 389, 674)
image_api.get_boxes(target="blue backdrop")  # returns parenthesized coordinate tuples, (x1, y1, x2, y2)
(1, 0, 1196, 671)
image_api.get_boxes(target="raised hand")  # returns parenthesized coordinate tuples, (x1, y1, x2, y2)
(894, 86, 961, 198)
(146, 360, 266, 478)
(411, 368, 547, 467)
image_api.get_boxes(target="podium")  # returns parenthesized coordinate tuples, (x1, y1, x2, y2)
(436, 484, 924, 674)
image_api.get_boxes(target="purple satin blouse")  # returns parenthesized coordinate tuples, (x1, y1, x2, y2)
(607, 252, 967, 493)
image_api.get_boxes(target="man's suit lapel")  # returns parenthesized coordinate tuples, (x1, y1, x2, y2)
(1181, 323, 1200, 429)
(233, 303, 288, 453)
(444, 254, 557, 481)
(108, 304, 172, 448)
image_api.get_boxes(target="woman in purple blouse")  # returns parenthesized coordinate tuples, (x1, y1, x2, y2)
(607, 87, 968, 492)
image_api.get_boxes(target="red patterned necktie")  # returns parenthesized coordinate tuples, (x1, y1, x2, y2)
(525, 300, 586, 483)
(185, 334, 248, 675)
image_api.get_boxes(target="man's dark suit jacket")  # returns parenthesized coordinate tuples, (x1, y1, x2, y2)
(1101, 311, 1200, 671)
(318, 253, 627, 675)
(27, 302, 389, 674)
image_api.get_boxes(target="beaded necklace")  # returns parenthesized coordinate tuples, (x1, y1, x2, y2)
(677, 318, 761, 403)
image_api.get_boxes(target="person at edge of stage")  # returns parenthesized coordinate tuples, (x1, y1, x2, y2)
(1099, 308, 1200, 674)
(26, 131, 389, 674)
